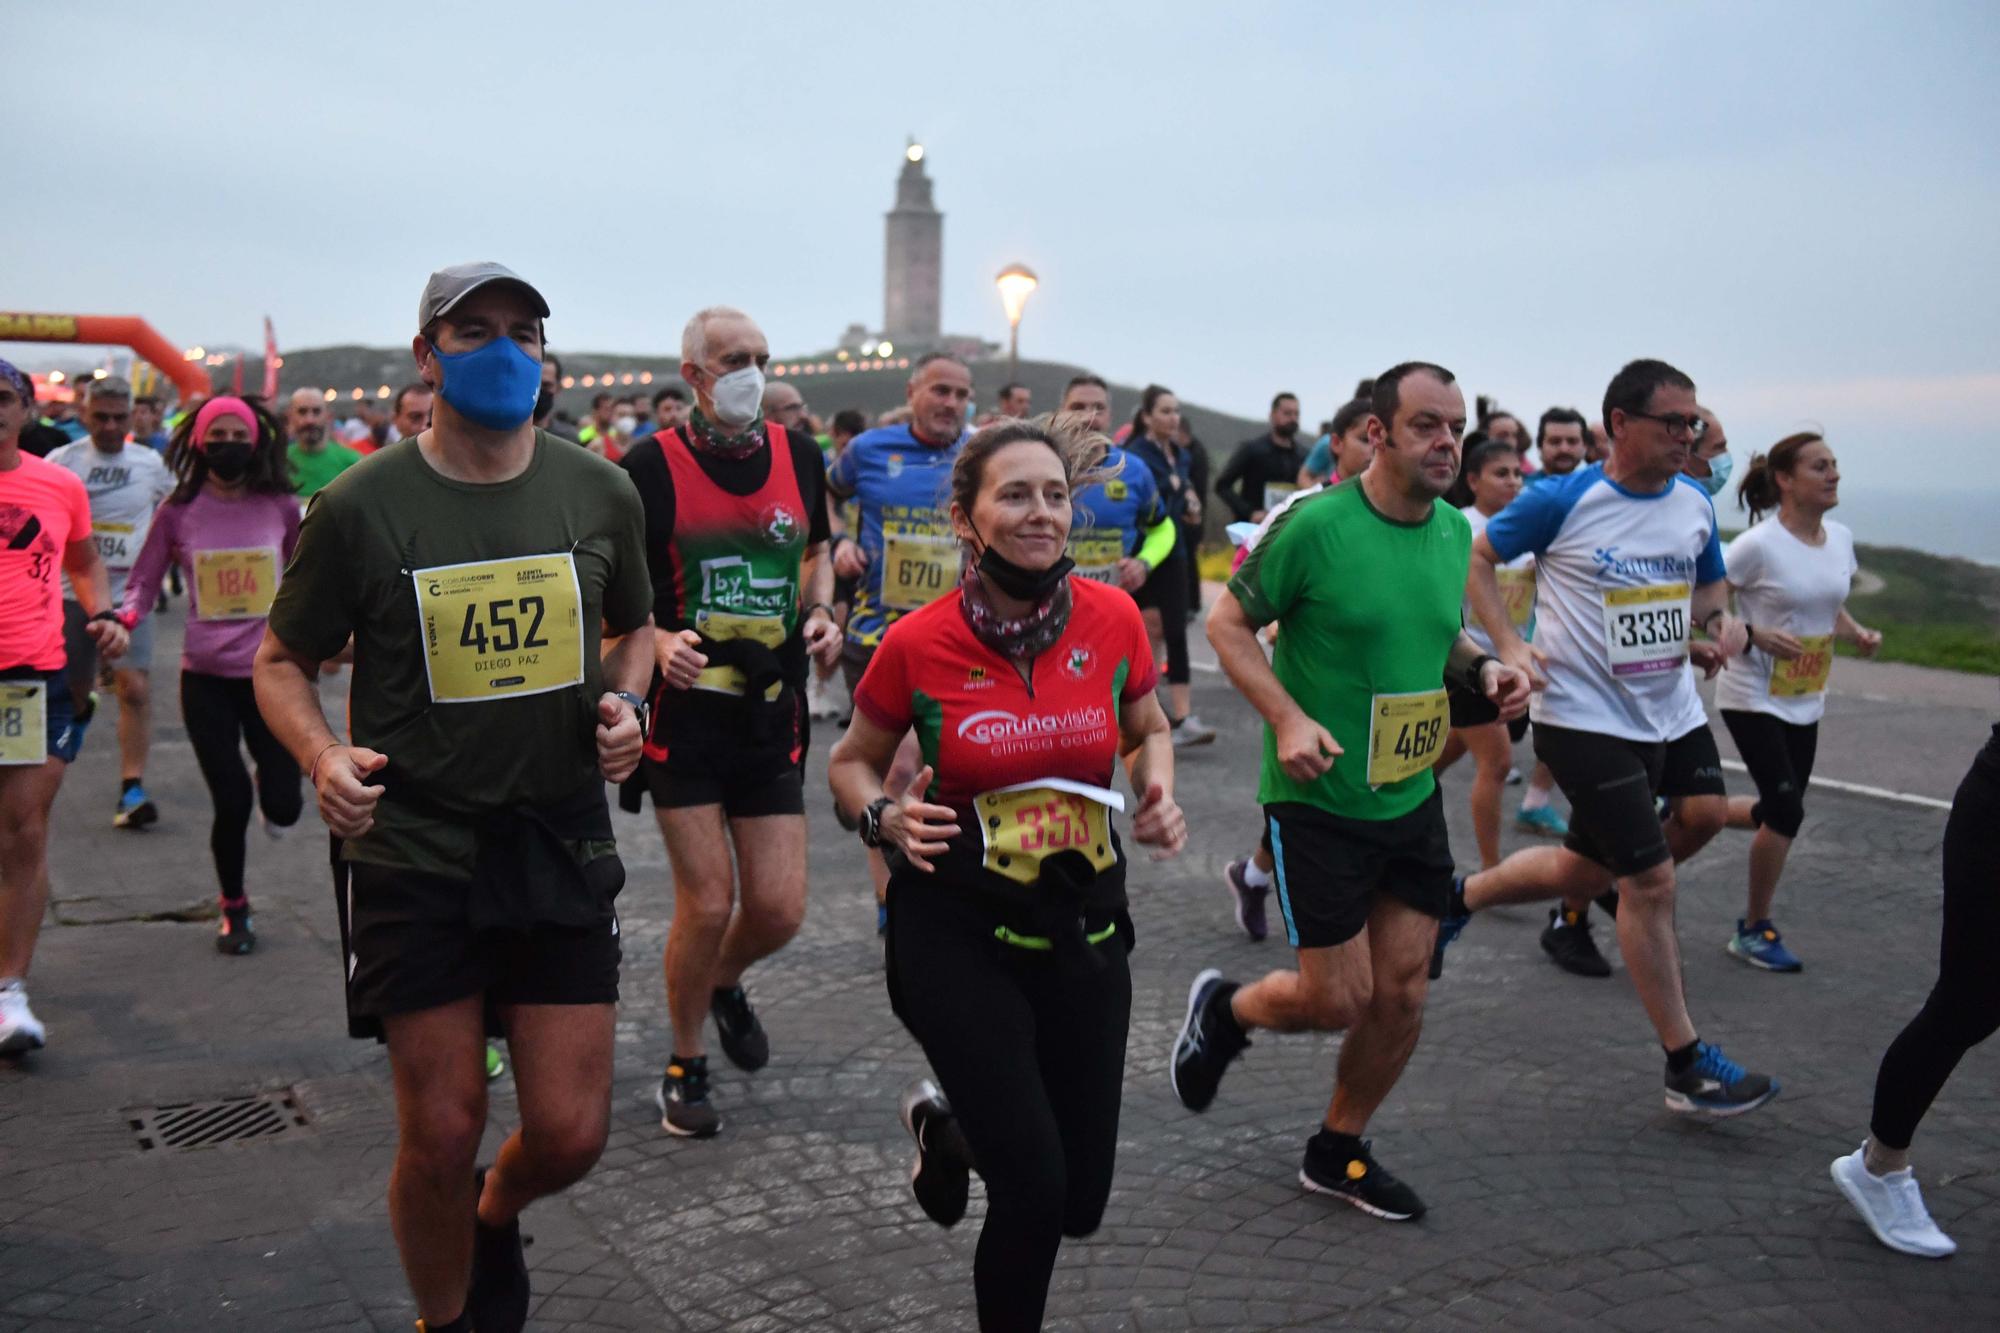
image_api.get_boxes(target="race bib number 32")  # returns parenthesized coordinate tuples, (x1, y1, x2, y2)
(0, 682, 48, 766)
(1601, 582, 1690, 677)
(414, 554, 585, 703)
(880, 522, 958, 612)
(1365, 688, 1449, 788)
(194, 547, 279, 621)
(1770, 634, 1834, 698)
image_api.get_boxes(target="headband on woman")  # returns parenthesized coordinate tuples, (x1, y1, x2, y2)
(191, 396, 259, 450)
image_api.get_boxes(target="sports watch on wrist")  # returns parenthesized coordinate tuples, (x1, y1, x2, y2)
(612, 690, 650, 739)
(858, 795, 894, 849)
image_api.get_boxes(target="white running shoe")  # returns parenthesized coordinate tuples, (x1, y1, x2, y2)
(1830, 1146, 1957, 1258)
(808, 675, 843, 721)
(1172, 714, 1217, 748)
(0, 980, 47, 1055)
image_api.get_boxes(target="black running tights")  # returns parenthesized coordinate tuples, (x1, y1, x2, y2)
(891, 882, 1131, 1332)
(1139, 543, 1191, 686)
(180, 671, 303, 902)
(1869, 759, 2000, 1150)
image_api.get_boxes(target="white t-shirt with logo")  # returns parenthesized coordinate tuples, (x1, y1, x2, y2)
(1714, 516, 1856, 725)
(1485, 464, 1726, 742)
(47, 441, 175, 594)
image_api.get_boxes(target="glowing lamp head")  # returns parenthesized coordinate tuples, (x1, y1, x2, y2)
(995, 264, 1039, 327)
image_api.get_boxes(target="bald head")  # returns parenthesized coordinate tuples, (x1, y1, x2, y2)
(681, 306, 759, 367)
(762, 379, 806, 432)
(287, 386, 328, 447)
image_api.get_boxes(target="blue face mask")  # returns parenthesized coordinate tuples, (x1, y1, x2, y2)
(429, 337, 541, 431)
(1697, 451, 1733, 496)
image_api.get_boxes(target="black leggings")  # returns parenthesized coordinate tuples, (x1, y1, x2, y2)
(889, 879, 1131, 1333)
(1869, 758, 2000, 1150)
(180, 671, 304, 902)
(1138, 543, 1191, 686)
(1720, 710, 1819, 839)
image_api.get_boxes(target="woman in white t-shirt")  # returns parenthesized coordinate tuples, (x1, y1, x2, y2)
(1717, 433, 1881, 972)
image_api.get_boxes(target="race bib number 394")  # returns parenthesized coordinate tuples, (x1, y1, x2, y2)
(413, 555, 585, 703)
(194, 547, 279, 621)
(0, 682, 48, 766)
(1365, 689, 1449, 788)
(1601, 582, 1690, 677)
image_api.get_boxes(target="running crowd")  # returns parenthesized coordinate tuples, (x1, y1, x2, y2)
(0, 261, 1991, 1331)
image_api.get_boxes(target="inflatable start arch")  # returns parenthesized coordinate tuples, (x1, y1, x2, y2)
(0, 312, 209, 402)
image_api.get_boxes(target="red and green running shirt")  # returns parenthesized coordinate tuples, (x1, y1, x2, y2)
(853, 576, 1159, 807)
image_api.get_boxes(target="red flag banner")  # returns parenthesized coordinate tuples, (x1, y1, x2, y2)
(262, 316, 279, 398)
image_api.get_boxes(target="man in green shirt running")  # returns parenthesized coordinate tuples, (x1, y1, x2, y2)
(255, 262, 656, 1333)
(285, 386, 364, 497)
(1171, 361, 1528, 1222)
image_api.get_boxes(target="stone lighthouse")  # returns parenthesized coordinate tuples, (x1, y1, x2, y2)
(883, 138, 942, 344)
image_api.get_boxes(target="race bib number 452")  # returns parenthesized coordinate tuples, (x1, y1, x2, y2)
(1365, 689, 1449, 788)
(1601, 582, 1690, 677)
(880, 521, 958, 612)
(413, 555, 585, 703)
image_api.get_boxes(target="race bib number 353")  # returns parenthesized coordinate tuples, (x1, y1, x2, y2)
(977, 779, 1124, 887)
(413, 555, 585, 703)
(1601, 582, 1690, 677)
(1365, 689, 1449, 788)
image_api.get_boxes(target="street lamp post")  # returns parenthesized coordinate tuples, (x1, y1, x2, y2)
(995, 263, 1038, 382)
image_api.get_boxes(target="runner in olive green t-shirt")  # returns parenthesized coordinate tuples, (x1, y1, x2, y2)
(253, 263, 655, 1333)
(1169, 362, 1528, 1226)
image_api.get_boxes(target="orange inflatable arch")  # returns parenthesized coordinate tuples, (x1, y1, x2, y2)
(0, 312, 209, 402)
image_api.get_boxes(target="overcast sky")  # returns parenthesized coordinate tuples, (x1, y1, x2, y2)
(11, 0, 1998, 498)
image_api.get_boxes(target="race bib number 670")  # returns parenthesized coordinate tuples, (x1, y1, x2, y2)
(413, 555, 585, 703)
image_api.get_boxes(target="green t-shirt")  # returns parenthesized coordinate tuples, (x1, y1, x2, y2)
(1228, 478, 1472, 820)
(268, 432, 653, 879)
(289, 441, 366, 498)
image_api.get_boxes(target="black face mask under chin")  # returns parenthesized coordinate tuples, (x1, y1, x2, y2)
(972, 524, 1074, 601)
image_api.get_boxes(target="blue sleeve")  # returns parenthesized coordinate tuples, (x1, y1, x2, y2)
(1304, 435, 1332, 479)
(1695, 503, 1727, 585)
(1484, 473, 1576, 561)
(1131, 461, 1162, 523)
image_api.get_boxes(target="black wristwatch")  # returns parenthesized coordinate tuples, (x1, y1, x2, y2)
(858, 795, 894, 849)
(1464, 653, 1499, 693)
(612, 690, 650, 738)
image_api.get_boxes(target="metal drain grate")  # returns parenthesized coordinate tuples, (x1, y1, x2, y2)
(128, 1090, 311, 1151)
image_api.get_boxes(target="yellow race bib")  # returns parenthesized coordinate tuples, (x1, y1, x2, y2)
(194, 547, 279, 621)
(1263, 482, 1299, 513)
(0, 682, 47, 766)
(1067, 532, 1125, 584)
(1770, 634, 1834, 698)
(880, 521, 958, 612)
(1601, 582, 1690, 677)
(1496, 566, 1536, 629)
(692, 608, 788, 698)
(1365, 689, 1450, 788)
(977, 780, 1122, 887)
(92, 520, 136, 565)
(414, 554, 584, 703)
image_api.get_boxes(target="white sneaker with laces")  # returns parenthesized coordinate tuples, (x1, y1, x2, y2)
(1172, 714, 1217, 748)
(0, 980, 47, 1055)
(1830, 1145, 1957, 1258)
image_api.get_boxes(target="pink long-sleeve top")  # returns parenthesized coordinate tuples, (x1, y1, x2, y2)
(120, 488, 302, 678)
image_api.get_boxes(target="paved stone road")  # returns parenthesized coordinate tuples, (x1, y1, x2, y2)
(3, 600, 1995, 1330)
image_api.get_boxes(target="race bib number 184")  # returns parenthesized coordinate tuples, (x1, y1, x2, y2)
(413, 555, 585, 703)
(194, 547, 279, 621)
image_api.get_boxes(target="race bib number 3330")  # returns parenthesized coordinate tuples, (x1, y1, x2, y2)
(1601, 582, 1690, 677)
(413, 555, 585, 703)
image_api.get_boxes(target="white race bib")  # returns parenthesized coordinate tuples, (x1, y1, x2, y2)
(1601, 583, 1690, 677)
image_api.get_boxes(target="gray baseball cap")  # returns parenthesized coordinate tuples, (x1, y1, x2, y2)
(417, 261, 551, 331)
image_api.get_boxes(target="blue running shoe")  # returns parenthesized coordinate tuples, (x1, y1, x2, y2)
(877, 901, 890, 937)
(1514, 805, 1570, 838)
(1428, 876, 1470, 980)
(1726, 919, 1802, 972)
(1664, 1041, 1778, 1118)
(113, 783, 158, 830)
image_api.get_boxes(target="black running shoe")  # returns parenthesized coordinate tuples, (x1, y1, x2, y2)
(657, 1056, 722, 1138)
(468, 1167, 531, 1333)
(1170, 969, 1249, 1112)
(899, 1078, 972, 1228)
(1539, 906, 1611, 978)
(1594, 888, 1621, 919)
(215, 902, 256, 956)
(711, 985, 770, 1072)
(1428, 876, 1470, 980)
(1663, 1041, 1779, 1118)
(1299, 1137, 1427, 1221)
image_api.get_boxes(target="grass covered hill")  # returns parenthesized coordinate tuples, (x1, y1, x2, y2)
(1842, 543, 2000, 675)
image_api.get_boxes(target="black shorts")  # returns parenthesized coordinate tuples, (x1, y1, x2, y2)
(641, 690, 806, 817)
(1265, 789, 1456, 950)
(1533, 722, 1726, 877)
(334, 853, 621, 1041)
(1720, 710, 1819, 839)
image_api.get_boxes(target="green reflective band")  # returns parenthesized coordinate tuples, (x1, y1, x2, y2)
(993, 922, 1119, 951)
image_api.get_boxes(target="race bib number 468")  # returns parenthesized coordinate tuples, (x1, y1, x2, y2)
(413, 555, 585, 703)
(1601, 582, 1690, 677)
(1365, 689, 1449, 788)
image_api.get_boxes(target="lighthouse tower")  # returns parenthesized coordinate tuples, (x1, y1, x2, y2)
(883, 138, 942, 345)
